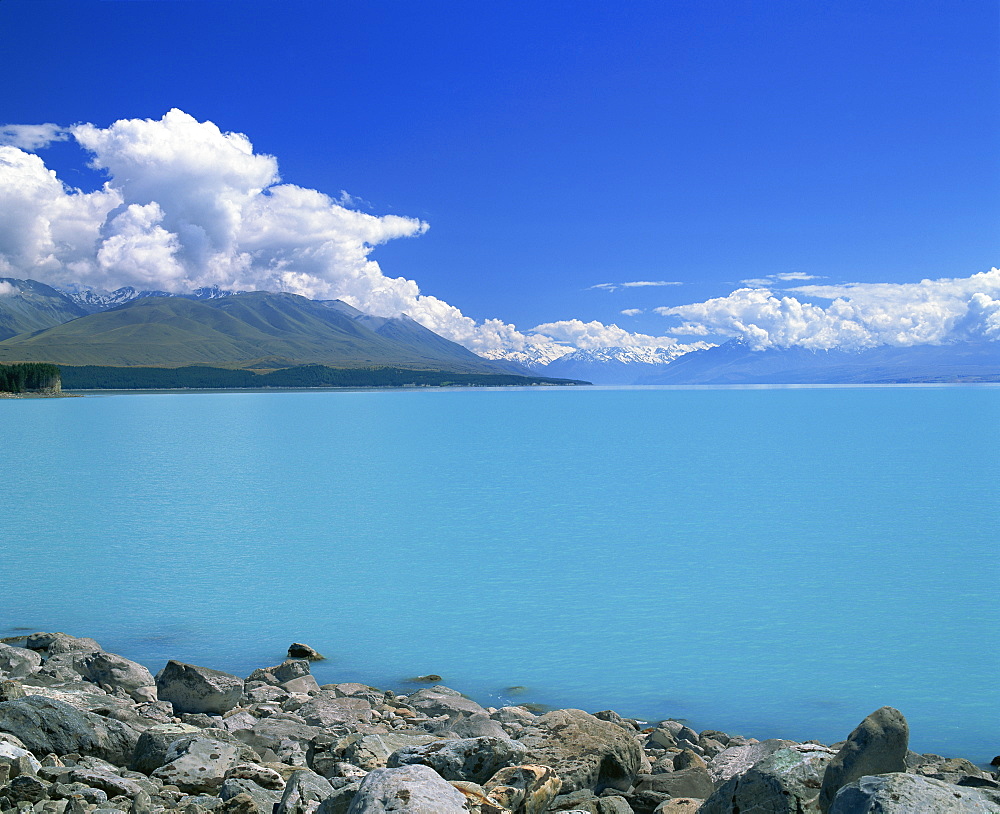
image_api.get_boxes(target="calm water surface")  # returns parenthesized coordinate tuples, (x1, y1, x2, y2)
(2, 385, 997, 763)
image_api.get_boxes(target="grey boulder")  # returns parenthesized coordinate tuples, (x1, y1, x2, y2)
(483, 764, 563, 814)
(25, 633, 102, 657)
(151, 735, 242, 793)
(0, 695, 139, 764)
(248, 660, 312, 687)
(518, 708, 643, 794)
(818, 707, 909, 813)
(156, 660, 244, 714)
(0, 644, 41, 679)
(0, 734, 42, 773)
(829, 773, 1000, 813)
(339, 733, 442, 772)
(442, 713, 510, 740)
(220, 778, 285, 812)
(403, 686, 489, 721)
(387, 736, 529, 784)
(708, 739, 799, 783)
(345, 763, 469, 813)
(297, 693, 373, 729)
(316, 783, 362, 814)
(275, 769, 335, 814)
(700, 743, 839, 814)
(633, 766, 715, 799)
(233, 717, 324, 764)
(76, 652, 157, 698)
(129, 722, 203, 773)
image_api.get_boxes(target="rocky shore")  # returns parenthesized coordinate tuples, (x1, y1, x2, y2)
(1, 633, 997, 814)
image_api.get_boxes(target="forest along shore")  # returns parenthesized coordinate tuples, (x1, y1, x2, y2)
(0, 633, 997, 814)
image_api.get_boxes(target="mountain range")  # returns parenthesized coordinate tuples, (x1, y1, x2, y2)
(527, 346, 704, 385)
(1, 277, 996, 384)
(0, 278, 524, 375)
(637, 338, 1000, 384)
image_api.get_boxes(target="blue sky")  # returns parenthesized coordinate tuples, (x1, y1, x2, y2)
(0, 0, 997, 356)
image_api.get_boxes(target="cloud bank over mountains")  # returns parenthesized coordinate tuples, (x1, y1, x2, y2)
(657, 269, 1000, 351)
(0, 109, 996, 358)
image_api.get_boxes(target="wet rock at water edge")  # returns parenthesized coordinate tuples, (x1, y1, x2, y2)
(402, 686, 488, 722)
(24, 633, 102, 658)
(286, 645, 325, 662)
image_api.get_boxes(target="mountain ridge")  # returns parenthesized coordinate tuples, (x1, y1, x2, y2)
(0, 284, 527, 375)
(638, 339, 1000, 384)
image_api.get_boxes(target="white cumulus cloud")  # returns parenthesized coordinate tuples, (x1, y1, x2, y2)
(656, 268, 1000, 350)
(0, 123, 69, 150)
(0, 281, 16, 296)
(531, 318, 684, 350)
(0, 110, 541, 354)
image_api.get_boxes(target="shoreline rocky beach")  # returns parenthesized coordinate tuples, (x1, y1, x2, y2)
(1, 633, 996, 813)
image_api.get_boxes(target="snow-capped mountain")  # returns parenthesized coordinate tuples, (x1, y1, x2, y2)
(478, 343, 574, 368)
(534, 343, 715, 384)
(61, 285, 241, 313)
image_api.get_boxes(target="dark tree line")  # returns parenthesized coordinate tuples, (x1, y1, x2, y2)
(0, 363, 61, 393)
(58, 364, 584, 390)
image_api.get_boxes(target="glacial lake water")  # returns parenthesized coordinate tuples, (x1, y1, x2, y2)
(2, 385, 997, 764)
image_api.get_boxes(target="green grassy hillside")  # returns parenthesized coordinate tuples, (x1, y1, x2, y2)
(0, 278, 88, 340)
(0, 291, 518, 374)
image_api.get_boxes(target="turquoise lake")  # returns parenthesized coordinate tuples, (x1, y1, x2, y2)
(2, 385, 997, 764)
